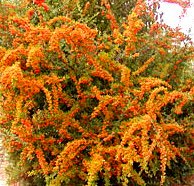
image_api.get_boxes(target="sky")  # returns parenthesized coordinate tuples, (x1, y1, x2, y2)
(159, 0, 194, 40)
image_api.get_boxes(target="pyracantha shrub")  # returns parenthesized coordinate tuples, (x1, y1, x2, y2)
(0, 0, 194, 185)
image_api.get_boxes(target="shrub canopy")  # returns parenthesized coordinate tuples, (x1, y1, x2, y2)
(0, 0, 194, 185)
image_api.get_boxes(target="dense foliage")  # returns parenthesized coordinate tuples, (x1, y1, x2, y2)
(0, 0, 194, 185)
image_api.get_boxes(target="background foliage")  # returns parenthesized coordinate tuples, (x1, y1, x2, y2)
(0, 0, 194, 185)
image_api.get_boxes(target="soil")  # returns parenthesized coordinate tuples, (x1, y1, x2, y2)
(0, 136, 8, 186)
